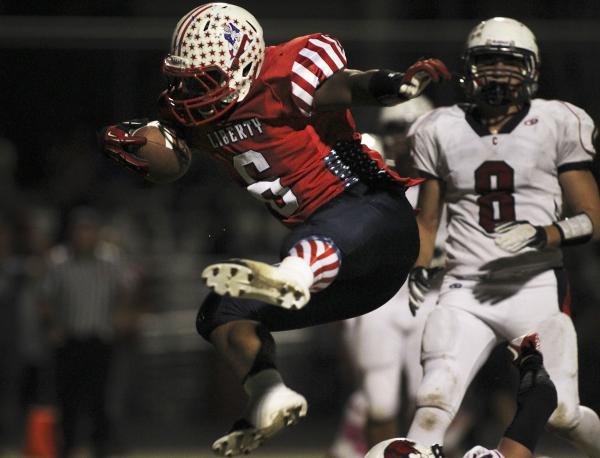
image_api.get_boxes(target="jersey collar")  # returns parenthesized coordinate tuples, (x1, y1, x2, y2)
(463, 103, 531, 137)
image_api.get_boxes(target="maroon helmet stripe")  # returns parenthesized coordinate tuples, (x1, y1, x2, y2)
(174, 4, 213, 54)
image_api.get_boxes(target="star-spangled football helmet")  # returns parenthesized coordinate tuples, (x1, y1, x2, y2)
(162, 3, 265, 126)
(365, 437, 443, 458)
(460, 17, 540, 108)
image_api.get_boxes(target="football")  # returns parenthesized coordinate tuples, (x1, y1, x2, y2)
(133, 123, 191, 184)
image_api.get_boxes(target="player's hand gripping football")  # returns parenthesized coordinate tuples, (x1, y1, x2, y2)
(100, 120, 149, 177)
(400, 58, 451, 99)
(494, 220, 547, 252)
(408, 266, 441, 316)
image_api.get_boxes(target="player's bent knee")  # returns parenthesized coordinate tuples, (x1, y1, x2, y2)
(415, 362, 462, 415)
(196, 292, 224, 341)
(547, 401, 581, 432)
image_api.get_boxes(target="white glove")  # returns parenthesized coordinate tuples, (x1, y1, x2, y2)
(408, 266, 441, 316)
(494, 220, 547, 253)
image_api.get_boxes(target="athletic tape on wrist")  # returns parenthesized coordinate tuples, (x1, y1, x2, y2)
(553, 213, 593, 246)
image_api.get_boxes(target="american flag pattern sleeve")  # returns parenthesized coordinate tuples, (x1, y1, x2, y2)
(290, 34, 347, 116)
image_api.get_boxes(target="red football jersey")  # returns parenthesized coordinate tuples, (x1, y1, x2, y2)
(185, 33, 419, 227)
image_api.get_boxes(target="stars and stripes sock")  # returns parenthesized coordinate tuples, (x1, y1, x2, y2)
(282, 236, 342, 292)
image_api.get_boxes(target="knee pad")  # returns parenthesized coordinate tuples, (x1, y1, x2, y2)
(414, 358, 461, 416)
(416, 308, 474, 416)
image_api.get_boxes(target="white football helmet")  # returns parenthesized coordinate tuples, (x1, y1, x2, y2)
(162, 3, 265, 126)
(364, 438, 443, 458)
(461, 17, 540, 107)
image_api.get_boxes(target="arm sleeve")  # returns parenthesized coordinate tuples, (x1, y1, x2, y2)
(556, 101, 596, 173)
(408, 116, 442, 179)
(289, 34, 347, 116)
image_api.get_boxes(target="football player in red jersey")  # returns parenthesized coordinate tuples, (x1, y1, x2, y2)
(99, 3, 450, 455)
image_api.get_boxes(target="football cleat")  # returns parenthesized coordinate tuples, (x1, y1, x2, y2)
(212, 384, 308, 456)
(201, 259, 310, 310)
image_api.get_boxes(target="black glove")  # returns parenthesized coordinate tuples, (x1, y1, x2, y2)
(408, 266, 442, 316)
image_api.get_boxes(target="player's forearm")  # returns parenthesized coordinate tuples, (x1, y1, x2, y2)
(313, 69, 388, 110)
(543, 211, 599, 248)
(541, 224, 562, 248)
(496, 438, 532, 458)
(414, 221, 438, 267)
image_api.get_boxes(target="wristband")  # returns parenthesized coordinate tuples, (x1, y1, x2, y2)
(368, 69, 406, 106)
(553, 213, 594, 246)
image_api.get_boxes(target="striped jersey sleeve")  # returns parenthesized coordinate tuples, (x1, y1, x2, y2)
(290, 34, 347, 116)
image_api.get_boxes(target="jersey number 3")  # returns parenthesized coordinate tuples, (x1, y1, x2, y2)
(475, 161, 515, 232)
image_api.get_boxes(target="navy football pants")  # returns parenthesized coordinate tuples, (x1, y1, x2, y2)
(196, 183, 419, 340)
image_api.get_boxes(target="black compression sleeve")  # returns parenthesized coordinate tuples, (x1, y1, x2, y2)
(504, 354, 558, 452)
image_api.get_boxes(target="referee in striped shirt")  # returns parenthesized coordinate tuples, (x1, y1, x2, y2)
(40, 207, 131, 458)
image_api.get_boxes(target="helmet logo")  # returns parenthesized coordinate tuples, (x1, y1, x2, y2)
(223, 22, 252, 69)
(485, 38, 516, 47)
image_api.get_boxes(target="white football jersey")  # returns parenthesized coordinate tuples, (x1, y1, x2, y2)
(409, 99, 596, 278)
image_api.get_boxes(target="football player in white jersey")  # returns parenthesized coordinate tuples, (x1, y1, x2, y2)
(365, 333, 558, 458)
(329, 97, 441, 458)
(405, 17, 600, 457)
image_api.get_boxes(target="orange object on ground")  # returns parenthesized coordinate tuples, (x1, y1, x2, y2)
(23, 405, 57, 458)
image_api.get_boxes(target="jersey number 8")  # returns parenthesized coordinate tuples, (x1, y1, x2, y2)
(475, 161, 516, 232)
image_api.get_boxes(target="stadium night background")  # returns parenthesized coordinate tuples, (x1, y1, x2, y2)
(0, 0, 599, 457)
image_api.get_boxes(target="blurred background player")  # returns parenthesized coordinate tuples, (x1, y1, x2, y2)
(99, 3, 450, 455)
(405, 17, 600, 457)
(329, 96, 446, 458)
(364, 333, 558, 458)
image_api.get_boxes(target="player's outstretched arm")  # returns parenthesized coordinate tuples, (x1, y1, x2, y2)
(312, 58, 450, 111)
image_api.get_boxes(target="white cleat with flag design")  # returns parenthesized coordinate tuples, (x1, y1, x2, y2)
(201, 258, 311, 310)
